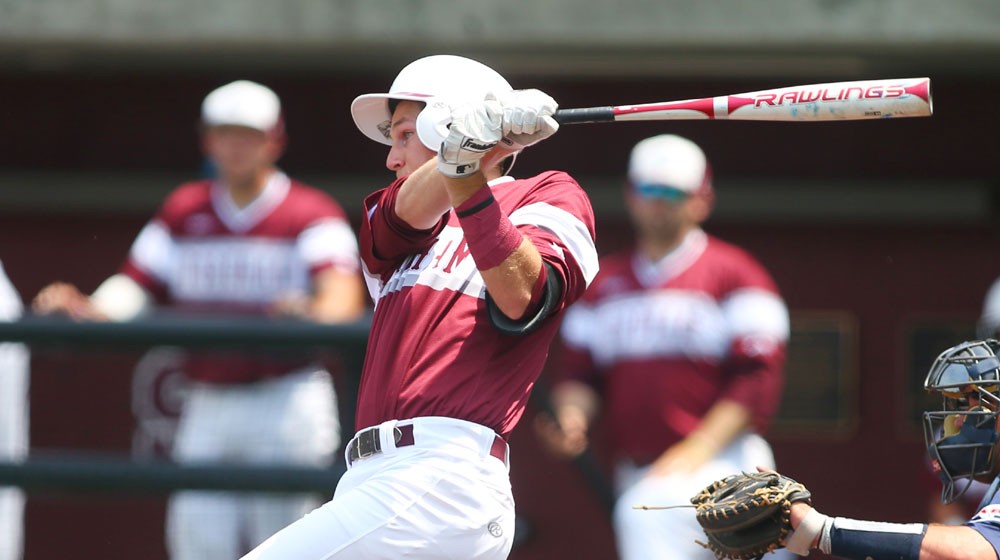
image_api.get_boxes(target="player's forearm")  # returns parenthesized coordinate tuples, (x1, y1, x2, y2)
(787, 507, 992, 560)
(309, 270, 367, 323)
(394, 159, 453, 230)
(689, 399, 752, 451)
(919, 525, 995, 560)
(552, 380, 601, 427)
(444, 173, 543, 319)
(479, 239, 543, 319)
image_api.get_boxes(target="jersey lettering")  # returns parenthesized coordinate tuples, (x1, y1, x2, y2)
(380, 226, 483, 300)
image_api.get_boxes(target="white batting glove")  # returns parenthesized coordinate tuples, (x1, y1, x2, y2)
(497, 89, 560, 150)
(437, 98, 503, 178)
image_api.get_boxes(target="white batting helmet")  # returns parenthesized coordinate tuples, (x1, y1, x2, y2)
(351, 54, 513, 150)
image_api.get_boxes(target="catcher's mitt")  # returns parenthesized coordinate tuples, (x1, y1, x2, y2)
(690, 471, 812, 560)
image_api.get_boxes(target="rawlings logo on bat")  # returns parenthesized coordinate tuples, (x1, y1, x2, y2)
(750, 85, 908, 108)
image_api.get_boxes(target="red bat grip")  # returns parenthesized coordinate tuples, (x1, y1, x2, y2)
(552, 106, 616, 125)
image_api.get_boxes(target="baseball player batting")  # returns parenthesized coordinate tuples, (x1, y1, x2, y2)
(241, 54, 599, 559)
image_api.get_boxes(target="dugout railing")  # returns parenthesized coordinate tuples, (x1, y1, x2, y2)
(0, 314, 371, 495)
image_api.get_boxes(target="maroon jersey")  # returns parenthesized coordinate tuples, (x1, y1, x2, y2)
(121, 171, 360, 383)
(357, 172, 598, 438)
(556, 229, 788, 464)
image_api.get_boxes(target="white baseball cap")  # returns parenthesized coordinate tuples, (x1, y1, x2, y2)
(351, 54, 512, 149)
(628, 134, 712, 197)
(201, 80, 282, 133)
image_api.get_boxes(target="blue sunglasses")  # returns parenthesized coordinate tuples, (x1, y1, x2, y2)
(633, 183, 691, 202)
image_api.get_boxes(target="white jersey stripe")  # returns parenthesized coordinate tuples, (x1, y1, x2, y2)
(375, 226, 485, 302)
(721, 288, 790, 340)
(298, 219, 361, 272)
(130, 220, 175, 284)
(509, 201, 600, 287)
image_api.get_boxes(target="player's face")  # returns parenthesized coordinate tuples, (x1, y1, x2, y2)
(948, 388, 1000, 480)
(385, 101, 436, 178)
(625, 188, 704, 243)
(202, 125, 281, 183)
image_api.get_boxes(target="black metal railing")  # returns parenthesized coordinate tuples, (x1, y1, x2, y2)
(0, 313, 371, 495)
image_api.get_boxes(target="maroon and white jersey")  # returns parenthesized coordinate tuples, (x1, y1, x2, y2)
(556, 229, 788, 464)
(121, 171, 360, 383)
(357, 171, 598, 438)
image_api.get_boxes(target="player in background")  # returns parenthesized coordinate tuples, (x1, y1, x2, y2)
(0, 260, 29, 560)
(780, 338, 1000, 559)
(537, 134, 790, 560)
(978, 276, 1000, 342)
(32, 80, 366, 559)
(241, 54, 598, 560)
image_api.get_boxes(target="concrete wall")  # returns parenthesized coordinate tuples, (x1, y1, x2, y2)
(1, 0, 998, 77)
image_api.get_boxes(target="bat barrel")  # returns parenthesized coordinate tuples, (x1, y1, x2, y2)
(552, 106, 616, 125)
(551, 77, 932, 125)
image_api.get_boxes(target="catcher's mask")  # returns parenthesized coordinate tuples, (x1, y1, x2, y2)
(922, 339, 1000, 504)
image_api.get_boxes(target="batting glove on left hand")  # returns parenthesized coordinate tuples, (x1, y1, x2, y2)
(497, 89, 560, 150)
(437, 97, 503, 178)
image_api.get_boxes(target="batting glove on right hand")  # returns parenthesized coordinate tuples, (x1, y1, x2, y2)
(497, 89, 560, 150)
(437, 97, 503, 178)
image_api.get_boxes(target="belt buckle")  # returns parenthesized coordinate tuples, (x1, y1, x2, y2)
(353, 428, 380, 460)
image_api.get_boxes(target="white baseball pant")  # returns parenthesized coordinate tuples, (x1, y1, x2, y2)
(0, 259, 28, 560)
(241, 416, 515, 560)
(0, 340, 28, 560)
(166, 367, 339, 559)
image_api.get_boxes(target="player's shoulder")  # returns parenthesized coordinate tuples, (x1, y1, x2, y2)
(704, 234, 766, 267)
(518, 170, 585, 193)
(702, 233, 779, 291)
(508, 170, 593, 217)
(283, 178, 348, 219)
(159, 179, 213, 216)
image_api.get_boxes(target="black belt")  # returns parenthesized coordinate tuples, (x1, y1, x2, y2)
(347, 423, 507, 466)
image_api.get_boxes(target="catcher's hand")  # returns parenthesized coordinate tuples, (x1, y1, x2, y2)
(690, 471, 812, 560)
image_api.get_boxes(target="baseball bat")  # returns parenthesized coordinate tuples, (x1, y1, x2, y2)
(552, 77, 932, 124)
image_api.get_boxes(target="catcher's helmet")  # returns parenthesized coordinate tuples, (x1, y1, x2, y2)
(922, 339, 1000, 503)
(350, 54, 512, 150)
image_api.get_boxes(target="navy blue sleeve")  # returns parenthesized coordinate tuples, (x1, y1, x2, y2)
(967, 487, 1000, 555)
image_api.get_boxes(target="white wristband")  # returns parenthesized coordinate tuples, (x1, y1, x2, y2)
(437, 152, 482, 178)
(785, 508, 830, 556)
